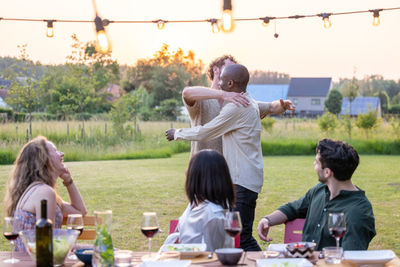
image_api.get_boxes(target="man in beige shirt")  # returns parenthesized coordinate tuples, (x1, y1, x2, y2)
(166, 64, 264, 251)
(182, 55, 295, 157)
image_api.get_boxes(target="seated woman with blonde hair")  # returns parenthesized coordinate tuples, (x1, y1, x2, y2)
(164, 149, 235, 251)
(3, 136, 87, 251)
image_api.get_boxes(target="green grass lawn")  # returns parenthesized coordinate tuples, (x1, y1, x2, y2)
(0, 154, 399, 254)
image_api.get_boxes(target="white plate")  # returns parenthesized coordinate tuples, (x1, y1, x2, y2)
(159, 243, 206, 258)
(267, 244, 288, 253)
(343, 250, 395, 265)
(138, 260, 191, 267)
(257, 258, 313, 267)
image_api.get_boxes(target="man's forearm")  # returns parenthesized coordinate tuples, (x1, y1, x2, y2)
(182, 86, 223, 106)
(263, 210, 288, 226)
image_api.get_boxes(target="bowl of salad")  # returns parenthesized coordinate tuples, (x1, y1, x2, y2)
(160, 243, 207, 258)
(19, 229, 79, 266)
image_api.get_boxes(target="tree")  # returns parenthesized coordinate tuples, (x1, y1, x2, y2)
(7, 45, 43, 137)
(324, 89, 343, 115)
(261, 117, 276, 133)
(317, 112, 337, 134)
(375, 90, 389, 114)
(356, 110, 380, 138)
(156, 98, 181, 121)
(340, 77, 359, 139)
(122, 44, 208, 107)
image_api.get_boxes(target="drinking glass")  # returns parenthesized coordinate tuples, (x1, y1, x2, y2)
(3, 217, 20, 263)
(328, 213, 346, 248)
(66, 214, 84, 260)
(224, 211, 242, 248)
(141, 212, 159, 259)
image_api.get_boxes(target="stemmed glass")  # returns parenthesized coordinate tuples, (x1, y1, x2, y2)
(224, 211, 242, 248)
(328, 213, 346, 248)
(3, 217, 20, 264)
(141, 212, 159, 259)
(66, 214, 84, 260)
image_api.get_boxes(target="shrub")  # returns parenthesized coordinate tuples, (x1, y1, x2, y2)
(356, 110, 380, 137)
(261, 117, 276, 133)
(31, 112, 57, 121)
(317, 112, 337, 133)
(0, 107, 13, 118)
(13, 112, 26, 122)
(0, 150, 15, 164)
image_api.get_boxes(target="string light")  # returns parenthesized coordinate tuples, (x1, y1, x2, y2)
(370, 9, 382, 26)
(155, 19, 166, 30)
(221, 0, 234, 33)
(46, 20, 55, 38)
(261, 16, 271, 27)
(273, 19, 279, 38)
(319, 13, 332, 29)
(208, 19, 220, 33)
(94, 15, 111, 54)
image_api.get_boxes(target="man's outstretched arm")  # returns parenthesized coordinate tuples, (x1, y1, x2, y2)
(258, 99, 296, 119)
(182, 86, 249, 107)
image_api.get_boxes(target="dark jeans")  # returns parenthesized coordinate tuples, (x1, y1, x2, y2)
(233, 184, 261, 251)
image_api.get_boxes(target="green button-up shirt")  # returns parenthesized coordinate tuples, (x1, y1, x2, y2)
(278, 183, 376, 250)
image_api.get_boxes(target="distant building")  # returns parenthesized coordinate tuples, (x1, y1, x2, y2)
(0, 89, 8, 100)
(105, 83, 122, 102)
(0, 97, 10, 109)
(0, 77, 11, 88)
(287, 77, 332, 117)
(340, 97, 381, 117)
(246, 84, 289, 103)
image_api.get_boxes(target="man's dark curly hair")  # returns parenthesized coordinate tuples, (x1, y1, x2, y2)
(206, 55, 237, 81)
(317, 138, 359, 181)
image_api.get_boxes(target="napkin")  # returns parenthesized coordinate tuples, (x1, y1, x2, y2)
(138, 260, 191, 267)
(267, 244, 287, 253)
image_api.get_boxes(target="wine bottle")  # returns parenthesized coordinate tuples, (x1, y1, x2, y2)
(36, 199, 53, 267)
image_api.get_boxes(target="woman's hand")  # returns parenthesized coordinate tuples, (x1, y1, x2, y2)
(59, 164, 72, 181)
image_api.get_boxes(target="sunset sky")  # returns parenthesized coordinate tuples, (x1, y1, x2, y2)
(1, 0, 400, 81)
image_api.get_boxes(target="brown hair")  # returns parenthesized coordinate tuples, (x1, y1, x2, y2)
(3, 136, 57, 216)
(185, 149, 235, 210)
(206, 55, 237, 81)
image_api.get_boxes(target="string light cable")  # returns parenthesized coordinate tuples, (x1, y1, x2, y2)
(0, 6, 398, 40)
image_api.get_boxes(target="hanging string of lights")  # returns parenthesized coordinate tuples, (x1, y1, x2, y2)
(0, 1, 399, 54)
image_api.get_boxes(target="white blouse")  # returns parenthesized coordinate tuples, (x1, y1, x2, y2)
(164, 201, 233, 251)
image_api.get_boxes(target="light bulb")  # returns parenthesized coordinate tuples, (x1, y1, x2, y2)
(323, 17, 332, 29)
(157, 20, 165, 30)
(222, 9, 234, 32)
(96, 30, 111, 54)
(210, 19, 220, 33)
(46, 20, 54, 38)
(372, 10, 380, 26)
(262, 17, 270, 27)
(221, 0, 234, 33)
(94, 15, 111, 54)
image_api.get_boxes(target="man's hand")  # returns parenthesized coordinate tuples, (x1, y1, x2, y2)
(280, 99, 295, 114)
(165, 128, 176, 141)
(257, 218, 273, 242)
(222, 91, 250, 107)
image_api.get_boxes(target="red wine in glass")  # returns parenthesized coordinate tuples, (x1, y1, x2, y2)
(67, 226, 84, 236)
(329, 227, 346, 239)
(225, 228, 241, 238)
(141, 227, 159, 238)
(3, 232, 19, 241)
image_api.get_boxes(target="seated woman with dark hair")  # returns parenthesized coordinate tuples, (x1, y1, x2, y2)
(164, 149, 235, 251)
(3, 136, 87, 251)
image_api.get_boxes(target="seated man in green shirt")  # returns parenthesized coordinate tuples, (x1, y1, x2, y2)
(257, 138, 376, 250)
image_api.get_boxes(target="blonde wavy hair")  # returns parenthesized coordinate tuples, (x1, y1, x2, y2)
(3, 136, 59, 216)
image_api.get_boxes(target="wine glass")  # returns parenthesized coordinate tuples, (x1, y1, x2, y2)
(328, 213, 346, 248)
(224, 211, 242, 248)
(66, 214, 84, 260)
(3, 217, 20, 264)
(141, 212, 159, 259)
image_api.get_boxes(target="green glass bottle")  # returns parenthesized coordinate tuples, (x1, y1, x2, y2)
(36, 199, 53, 267)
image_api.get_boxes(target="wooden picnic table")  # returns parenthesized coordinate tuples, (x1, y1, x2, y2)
(0, 251, 399, 267)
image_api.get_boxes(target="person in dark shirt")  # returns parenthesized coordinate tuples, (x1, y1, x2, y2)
(257, 138, 376, 250)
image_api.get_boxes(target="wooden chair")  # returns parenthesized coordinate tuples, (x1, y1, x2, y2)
(169, 219, 241, 248)
(284, 218, 305, 243)
(62, 216, 97, 240)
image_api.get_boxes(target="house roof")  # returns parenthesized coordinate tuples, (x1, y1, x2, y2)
(287, 77, 332, 97)
(246, 84, 289, 102)
(340, 97, 380, 116)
